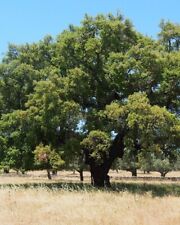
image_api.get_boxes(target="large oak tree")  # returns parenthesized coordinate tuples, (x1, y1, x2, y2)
(0, 13, 179, 186)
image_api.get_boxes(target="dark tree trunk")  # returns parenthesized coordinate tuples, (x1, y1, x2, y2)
(47, 169, 52, 179)
(90, 163, 110, 187)
(131, 168, 137, 177)
(79, 169, 83, 182)
(3, 167, 9, 174)
(77, 169, 84, 182)
(84, 129, 125, 187)
(130, 135, 140, 178)
(52, 169, 57, 175)
(160, 172, 167, 177)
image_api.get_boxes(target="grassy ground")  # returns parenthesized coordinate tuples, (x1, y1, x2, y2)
(0, 170, 180, 184)
(0, 188, 179, 225)
(0, 170, 179, 225)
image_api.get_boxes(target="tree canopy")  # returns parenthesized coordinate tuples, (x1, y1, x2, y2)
(0, 13, 179, 186)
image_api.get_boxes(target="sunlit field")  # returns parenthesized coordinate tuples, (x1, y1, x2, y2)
(0, 170, 179, 225)
(0, 170, 179, 184)
(0, 188, 180, 225)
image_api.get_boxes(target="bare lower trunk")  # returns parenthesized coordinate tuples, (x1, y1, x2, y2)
(131, 168, 137, 177)
(47, 169, 52, 179)
(90, 164, 108, 187)
(160, 171, 167, 177)
(52, 169, 57, 175)
(3, 168, 9, 174)
(77, 169, 84, 181)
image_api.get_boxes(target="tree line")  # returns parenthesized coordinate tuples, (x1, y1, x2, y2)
(0, 13, 179, 186)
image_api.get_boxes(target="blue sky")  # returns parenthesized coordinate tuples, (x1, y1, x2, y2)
(1, 0, 180, 60)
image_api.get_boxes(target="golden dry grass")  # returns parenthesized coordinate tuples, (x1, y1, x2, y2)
(0, 170, 179, 225)
(0, 188, 179, 225)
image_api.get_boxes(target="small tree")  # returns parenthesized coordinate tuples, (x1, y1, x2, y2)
(111, 158, 123, 173)
(120, 148, 139, 176)
(138, 151, 156, 174)
(34, 143, 64, 179)
(3, 147, 22, 173)
(61, 137, 85, 181)
(153, 158, 172, 177)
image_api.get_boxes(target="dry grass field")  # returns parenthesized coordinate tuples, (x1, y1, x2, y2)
(0, 170, 179, 225)
(0, 169, 180, 184)
(0, 188, 179, 225)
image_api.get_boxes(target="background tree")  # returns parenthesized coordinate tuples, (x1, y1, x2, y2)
(103, 93, 180, 180)
(34, 143, 64, 179)
(0, 110, 34, 173)
(153, 158, 172, 177)
(61, 137, 85, 181)
(159, 20, 180, 52)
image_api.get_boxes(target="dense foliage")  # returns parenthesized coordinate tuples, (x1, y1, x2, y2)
(0, 13, 179, 185)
